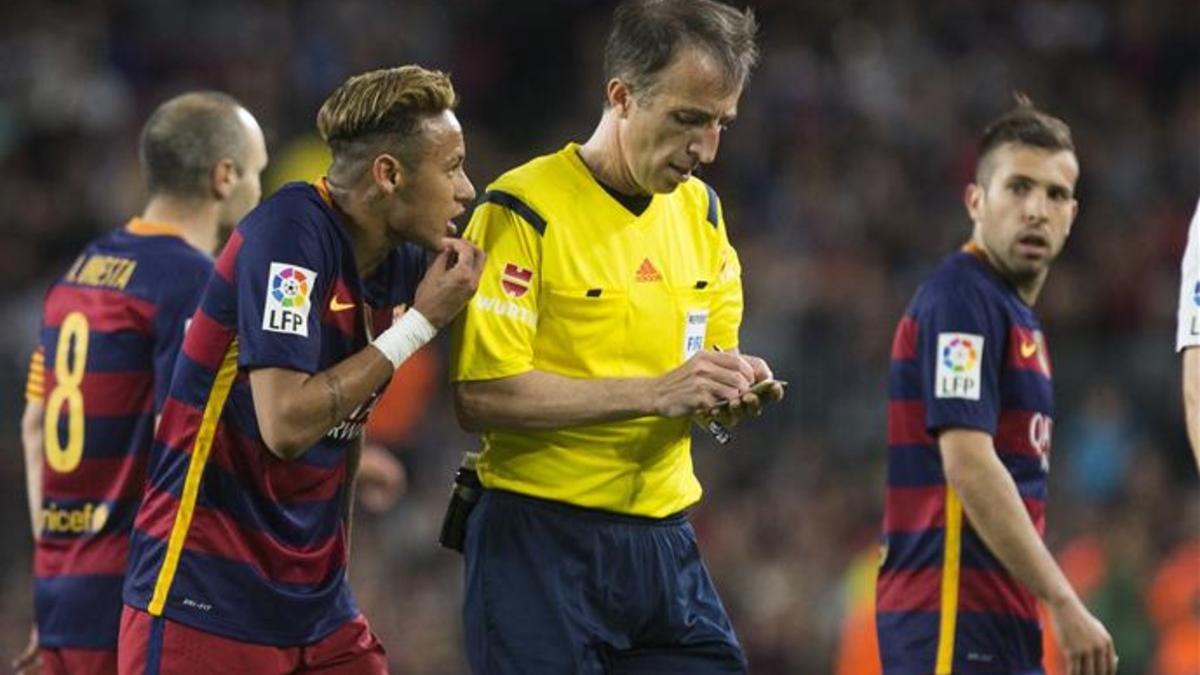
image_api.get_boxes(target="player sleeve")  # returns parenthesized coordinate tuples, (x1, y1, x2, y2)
(25, 346, 45, 403)
(150, 266, 210, 411)
(235, 215, 333, 374)
(1177, 198, 1200, 352)
(706, 189, 743, 351)
(918, 285, 1002, 435)
(449, 195, 543, 382)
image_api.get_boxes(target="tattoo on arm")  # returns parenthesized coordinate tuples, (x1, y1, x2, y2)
(323, 373, 345, 427)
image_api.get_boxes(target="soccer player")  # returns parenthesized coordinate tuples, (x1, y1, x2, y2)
(449, 1, 781, 672)
(117, 66, 483, 674)
(876, 96, 1117, 674)
(16, 92, 268, 675)
(1176, 199, 1200, 471)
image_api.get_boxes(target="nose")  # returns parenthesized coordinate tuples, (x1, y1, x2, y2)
(457, 171, 476, 205)
(1024, 189, 1049, 225)
(688, 123, 721, 165)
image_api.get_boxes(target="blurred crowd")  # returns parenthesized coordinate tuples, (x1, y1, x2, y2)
(1, 1, 1197, 673)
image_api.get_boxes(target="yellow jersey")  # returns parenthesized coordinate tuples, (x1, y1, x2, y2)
(449, 143, 743, 517)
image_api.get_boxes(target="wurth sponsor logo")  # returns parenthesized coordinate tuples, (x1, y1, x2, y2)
(502, 263, 533, 298)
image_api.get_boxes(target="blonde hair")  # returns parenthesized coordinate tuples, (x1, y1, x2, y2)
(316, 66, 457, 162)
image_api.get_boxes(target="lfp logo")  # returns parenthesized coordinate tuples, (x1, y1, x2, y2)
(1192, 280, 1200, 307)
(941, 336, 979, 373)
(263, 262, 317, 336)
(936, 332, 984, 401)
(272, 266, 311, 308)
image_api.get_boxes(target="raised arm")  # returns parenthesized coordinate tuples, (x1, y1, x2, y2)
(253, 239, 482, 460)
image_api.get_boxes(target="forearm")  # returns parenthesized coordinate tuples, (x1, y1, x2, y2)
(21, 402, 44, 540)
(455, 369, 659, 431)
(1183, 348, 1200, 471)
(252, 346, 394, 460)
(943, 436, 1075, 606)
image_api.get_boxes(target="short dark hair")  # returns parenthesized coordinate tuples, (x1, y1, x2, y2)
(976, 93, 1075, 185)
(139, 91, 249, 199)
(317, 65, 457, 170)
(604, 0, 759, 100)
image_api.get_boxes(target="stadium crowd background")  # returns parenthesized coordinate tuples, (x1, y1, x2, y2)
(0, 1, 1196, 672)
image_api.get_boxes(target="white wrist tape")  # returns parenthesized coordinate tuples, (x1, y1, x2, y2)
(371, 308, 437, 369)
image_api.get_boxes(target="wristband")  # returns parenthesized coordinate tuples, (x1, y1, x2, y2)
(371, 308, 437, 368)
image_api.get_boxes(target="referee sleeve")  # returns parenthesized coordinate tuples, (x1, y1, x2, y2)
(706, 194, 743, 352)
(450, 195, 543, 382)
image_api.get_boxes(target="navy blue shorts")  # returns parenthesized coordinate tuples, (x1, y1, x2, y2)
(463, 490, 746, 674)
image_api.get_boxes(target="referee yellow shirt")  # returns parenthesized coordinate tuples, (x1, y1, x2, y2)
(450, 143, 743, 517)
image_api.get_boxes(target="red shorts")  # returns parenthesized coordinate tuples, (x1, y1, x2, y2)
(40, 646, 118, 675)
(117, 605, 387, 674)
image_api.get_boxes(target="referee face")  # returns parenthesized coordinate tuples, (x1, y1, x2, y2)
(619, 48, 741, 195)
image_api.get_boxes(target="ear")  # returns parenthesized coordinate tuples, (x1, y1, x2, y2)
(964, 182, 984, 222)
(370, 153, 405, 194)
(1065, 199, 1079, 237)
(607, 78, 633, 117)
(211, 159, 237, 200)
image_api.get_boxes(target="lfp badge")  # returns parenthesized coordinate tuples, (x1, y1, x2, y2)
(263, 262, 317, 336)
(935, 332, 983, 400)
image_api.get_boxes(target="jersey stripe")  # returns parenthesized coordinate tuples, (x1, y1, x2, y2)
(935, 486, 963, 673)
(26, 347, 45, 401)
(479, 190, 547, 235)
(704, 183, 719, 228)
(147, 341, 239, 616)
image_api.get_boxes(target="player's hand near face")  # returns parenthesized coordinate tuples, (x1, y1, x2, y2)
(1048, 595, 1117, 675)
(413, 238, 485, 328)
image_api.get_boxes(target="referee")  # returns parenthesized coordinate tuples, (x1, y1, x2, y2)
(449, 1, 782, 673)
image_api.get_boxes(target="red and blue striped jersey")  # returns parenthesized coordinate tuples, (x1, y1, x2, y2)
(123, 181, 426, 645)
(31, 220, 212, 649)
(877, 246, 1054, 674)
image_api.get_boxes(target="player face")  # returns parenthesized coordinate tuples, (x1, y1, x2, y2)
(389, 110, 475, 251)
(219, 108, 269, 232)
(618, 49, 741, 195)
(966, 143, 1079, 287)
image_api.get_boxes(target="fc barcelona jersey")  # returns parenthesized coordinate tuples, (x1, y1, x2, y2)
(31, 220, 212, 648)
(123, 181, 425, 645)
(877, 247, 1054, 674)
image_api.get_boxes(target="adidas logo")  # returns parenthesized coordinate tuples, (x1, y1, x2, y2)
(636, 258, 662, 282)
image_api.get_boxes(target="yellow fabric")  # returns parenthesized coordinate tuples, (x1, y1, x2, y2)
(936, 486, 964, 673)
(148, 342, 239, 616)
(25, 347, 45, 402)
(450, 143, 743, 517)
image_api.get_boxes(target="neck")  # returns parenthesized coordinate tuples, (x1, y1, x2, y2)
(966, 237, 1046, 306)
(325, 176, 390, 277)
(578, 110, 646, 196)
(140, 196, 220, 255)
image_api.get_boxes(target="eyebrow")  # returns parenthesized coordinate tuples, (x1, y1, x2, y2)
(674, 106, 738, 125)
(1007, 172, 1073, 196)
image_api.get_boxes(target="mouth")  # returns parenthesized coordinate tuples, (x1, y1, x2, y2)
(445, 209, 466, 236)
(1015, 233, 1050, 258)
(668, 162, 695, 181)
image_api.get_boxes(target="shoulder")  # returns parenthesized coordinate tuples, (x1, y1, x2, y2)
(241, 183, 332, 241)
(676, 177, 723, 229)
(921, 253, 996, 302)
(470, 150, 574, 240)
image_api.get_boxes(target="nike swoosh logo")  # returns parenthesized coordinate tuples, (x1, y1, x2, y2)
(1020, 341, 1037, 358)
(329, 296, 355, 312)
